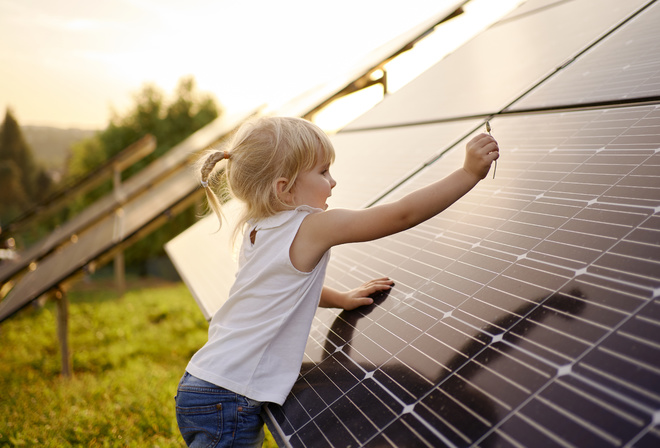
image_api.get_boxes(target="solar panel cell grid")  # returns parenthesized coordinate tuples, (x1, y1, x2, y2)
(343, 0, 650, 130)
(268, 103, 660, 446)
(510, 0, 660, 110)
(328, 121, 477, 209)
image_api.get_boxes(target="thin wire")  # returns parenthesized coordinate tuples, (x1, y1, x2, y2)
(486, 121, 497, 179)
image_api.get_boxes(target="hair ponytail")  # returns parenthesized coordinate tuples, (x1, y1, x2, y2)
(198, 150, 230, 228)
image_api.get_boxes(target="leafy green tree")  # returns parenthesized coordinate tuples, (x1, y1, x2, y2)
(65, 76, 221, 272)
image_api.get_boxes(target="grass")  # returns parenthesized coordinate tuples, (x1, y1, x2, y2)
(0, 277, 278, 447)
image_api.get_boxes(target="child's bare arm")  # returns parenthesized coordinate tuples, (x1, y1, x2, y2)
(319, 278, 394, 310)
(296, 133, 499, 268)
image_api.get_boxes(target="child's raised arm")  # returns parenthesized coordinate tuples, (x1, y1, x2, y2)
(291, 133, 499, 272)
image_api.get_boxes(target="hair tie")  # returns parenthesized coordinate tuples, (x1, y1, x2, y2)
(200, 151, 230, 189)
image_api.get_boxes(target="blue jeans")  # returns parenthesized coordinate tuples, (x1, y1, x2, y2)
(175, 372, 265, 448)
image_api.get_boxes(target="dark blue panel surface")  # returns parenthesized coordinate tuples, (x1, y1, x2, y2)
(343, 0, 649, 130)
(269, 105, 660, 447)
(510, 0, 660, 110)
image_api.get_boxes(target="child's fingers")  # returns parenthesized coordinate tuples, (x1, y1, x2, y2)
(357, 278, 394, 296)
(468, 134, 498, 155)
(363, 277, 394, 287)
(344, 296, 375, 310)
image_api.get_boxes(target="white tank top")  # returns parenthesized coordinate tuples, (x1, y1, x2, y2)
(186, 205, 330, 405)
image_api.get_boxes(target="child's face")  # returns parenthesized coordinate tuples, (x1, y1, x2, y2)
(290, 158, 336, 210)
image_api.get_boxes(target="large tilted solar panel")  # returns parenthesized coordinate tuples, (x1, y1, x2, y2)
(267, 105, 660, 447)
(165, 197, 242, 319)
(509, 0, 660, 111)
(0, 110, 254, 322)
(343, 0, 649, 131)
(328, 120, 479, 209)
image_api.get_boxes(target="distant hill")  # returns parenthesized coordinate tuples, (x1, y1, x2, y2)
(21, 125, 98, 173)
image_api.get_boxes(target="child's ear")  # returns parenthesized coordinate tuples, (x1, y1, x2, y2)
(274, 177, 293, 204)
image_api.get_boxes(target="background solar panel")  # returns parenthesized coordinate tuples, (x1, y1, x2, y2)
(0, 109, 254, 322)
(0, 113, 248, 286)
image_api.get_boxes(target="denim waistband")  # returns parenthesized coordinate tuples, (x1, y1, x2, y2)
(178, 372, 264, 407)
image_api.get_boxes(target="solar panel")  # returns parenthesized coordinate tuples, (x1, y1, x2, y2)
(2, 134, 156, 236)
(509, 0, 660, 110)
(260, 0, 660, 445)
(0, 113, 253, 286)
(269, 103, 660, 447)
(342, 0, 649, 131)
(0, 109, 255, 322)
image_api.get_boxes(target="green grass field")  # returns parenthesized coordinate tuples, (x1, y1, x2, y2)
(0, 278, 278, 447)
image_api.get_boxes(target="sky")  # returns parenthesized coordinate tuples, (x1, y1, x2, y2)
(0, 0, 521, 130)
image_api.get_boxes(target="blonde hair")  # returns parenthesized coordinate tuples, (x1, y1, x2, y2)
(198, 116, 335, 237)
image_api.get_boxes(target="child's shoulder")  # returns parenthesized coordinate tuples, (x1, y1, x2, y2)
(254, 205, 324, 230)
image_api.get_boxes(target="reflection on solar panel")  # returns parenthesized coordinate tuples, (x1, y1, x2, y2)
(328, 121, 479, 209)
(272, 1, 467, 120)
(342, 0, 649, 130)
(261, 1, 660, 446)
(509, 0, 660, 110)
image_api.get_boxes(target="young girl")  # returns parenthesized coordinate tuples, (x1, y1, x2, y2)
(175, 116, 499, 448)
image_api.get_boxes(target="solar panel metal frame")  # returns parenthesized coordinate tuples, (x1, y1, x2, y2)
(2, 134, 156, 236)
(0, 135, 157, 284)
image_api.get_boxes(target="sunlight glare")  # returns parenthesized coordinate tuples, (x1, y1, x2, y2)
(313, 0, 523, 132)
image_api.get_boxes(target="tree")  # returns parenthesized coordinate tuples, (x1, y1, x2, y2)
(64, 76, 221, 272)
(0, 161, 28, 223)
(0, 108, 52, 224)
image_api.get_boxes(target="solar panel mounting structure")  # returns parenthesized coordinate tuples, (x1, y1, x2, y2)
(0, 108, 257, 323)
